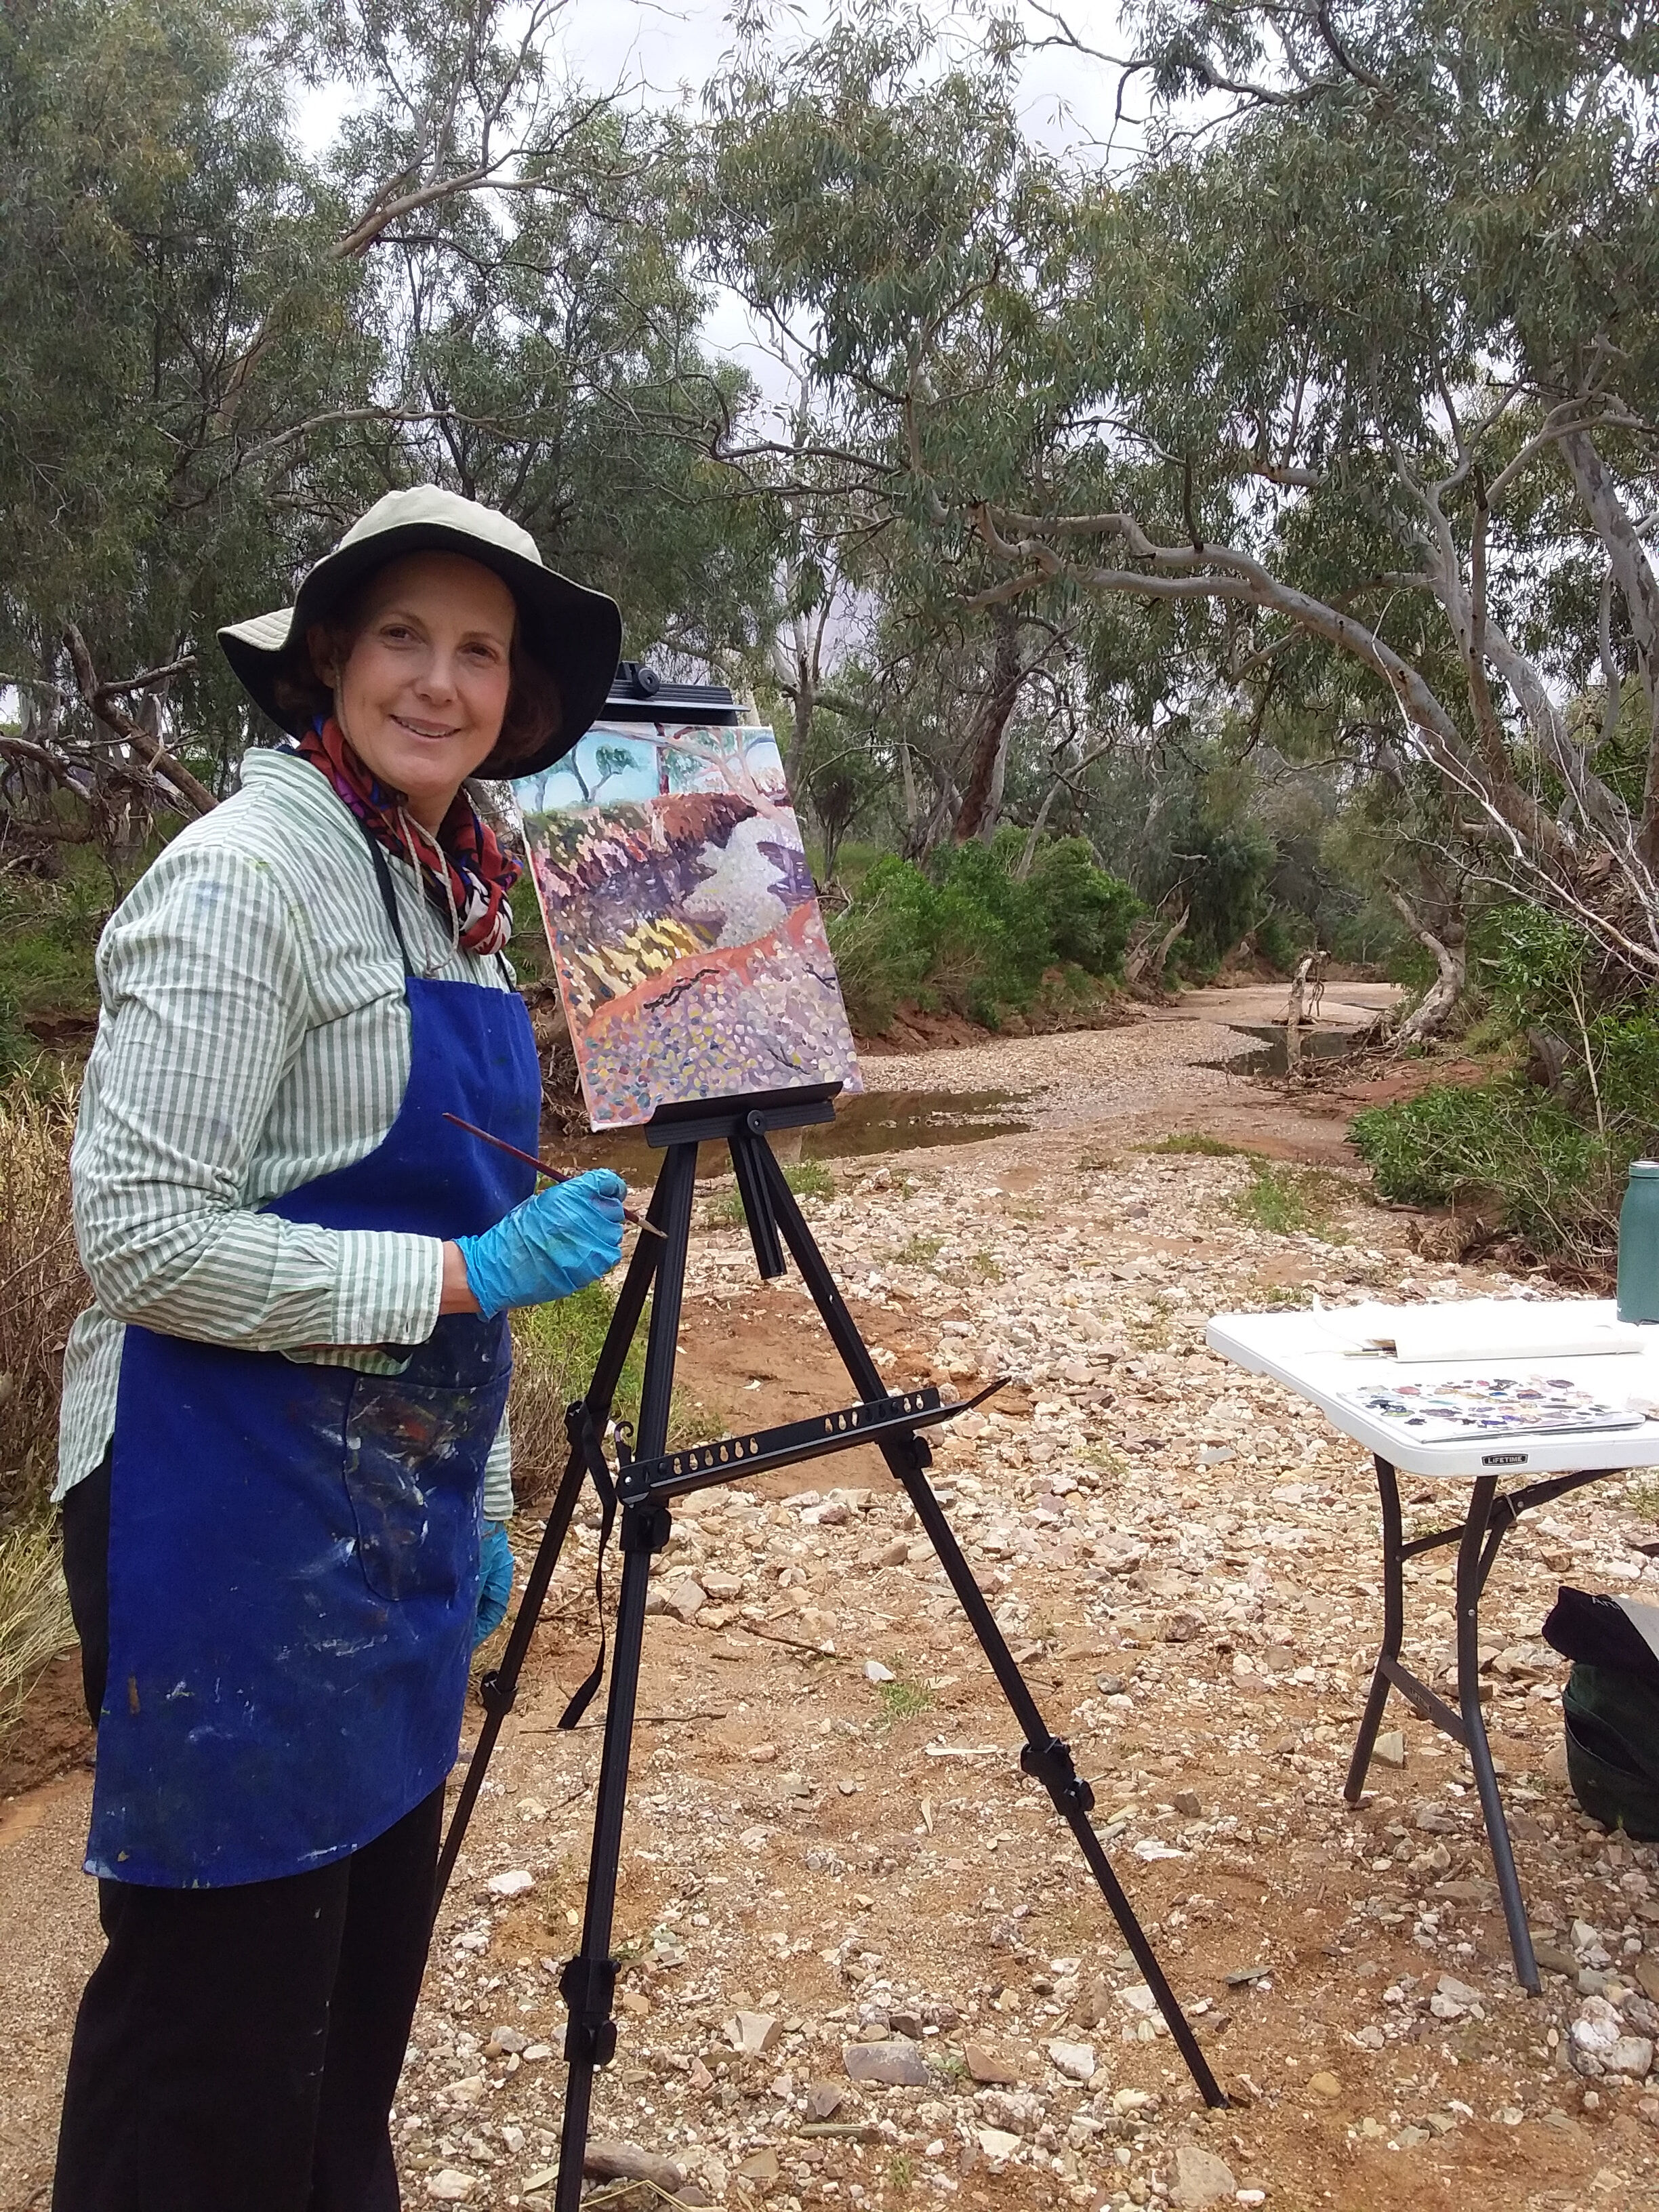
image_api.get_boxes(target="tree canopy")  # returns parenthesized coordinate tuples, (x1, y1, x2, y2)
(7, 0, 1659, 1033)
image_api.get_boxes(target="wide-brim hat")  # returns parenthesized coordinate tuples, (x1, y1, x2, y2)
(218, 485, 622, 777)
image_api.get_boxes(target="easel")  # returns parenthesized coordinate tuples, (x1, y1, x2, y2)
(436, 1086, 1224, 2210)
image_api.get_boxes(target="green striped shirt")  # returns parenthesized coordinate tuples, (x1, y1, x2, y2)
(58, 747, 520, 1518)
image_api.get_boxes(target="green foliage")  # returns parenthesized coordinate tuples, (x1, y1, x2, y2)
(1351, 1080, 1611, 1250)
(1144, 1134, 1246, 1157)
(827, 836, 1138, 1031)
(1482, 906, 1601, 1036)
(507, 1277, 705, 1498)
(1229, 1161, 1350, 1242)
(872, 1671, 932, 1726)
(1357, 893, 1659, 1259)
(1254, 911, 1312, 974)
(886, 1233, 943, 1272)
(513, 1280, 642, 1426)
(710, 1158, 835, 1229)
(0, 861, 108, 1063)
(1177, 820, 1277, 970)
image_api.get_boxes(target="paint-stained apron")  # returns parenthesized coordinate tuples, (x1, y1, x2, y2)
(87, 834, 539, 1886)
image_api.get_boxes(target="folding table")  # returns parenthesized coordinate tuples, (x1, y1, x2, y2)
(1205, 1299, 1659, 1991)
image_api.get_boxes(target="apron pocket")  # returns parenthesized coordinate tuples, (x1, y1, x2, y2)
(342, 1370, 506, 1603)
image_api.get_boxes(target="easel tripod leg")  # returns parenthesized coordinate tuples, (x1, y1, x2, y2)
(759, 1151, 1225, 2108)
(554, 1506, 670, 2212)
(1345, 1456, 1404, 1807)
(555, 1145, 699, 2207)
(434, 1162, 675, 1906)
(897, 1437, 1224, 2106)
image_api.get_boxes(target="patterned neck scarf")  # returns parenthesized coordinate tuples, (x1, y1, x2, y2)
(294, 716, 520, 958)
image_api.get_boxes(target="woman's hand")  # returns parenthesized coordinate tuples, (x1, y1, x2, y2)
(451, 1170, 628, 1318)
(473, 1519, 514, 1646)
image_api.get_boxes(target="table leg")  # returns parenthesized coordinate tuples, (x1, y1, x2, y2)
(1456, 1475, 1539, 1992)
(1345, 1456, 1404, 1805)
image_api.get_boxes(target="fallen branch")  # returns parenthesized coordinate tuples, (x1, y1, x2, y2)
(62, 628, 215, 816)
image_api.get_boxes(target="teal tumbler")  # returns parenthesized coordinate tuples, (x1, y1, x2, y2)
(1618, 1160, 1659, 1323)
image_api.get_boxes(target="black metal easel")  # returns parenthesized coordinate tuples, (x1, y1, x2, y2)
(435, 1087, 1225, 2209)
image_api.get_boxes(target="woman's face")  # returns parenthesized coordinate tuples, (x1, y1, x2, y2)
(311, 551, 516, 829)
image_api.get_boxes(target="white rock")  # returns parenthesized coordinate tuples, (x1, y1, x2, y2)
(1045, 2039, 1096, 2082)
(1435, 1974, 1481, 2007)
(1608, 2036, 1655, 2078)
(485, 1869, 533, 1899)
(864, 1659, 897, 1683)
(1170, 2143, 1238, 2209)
(726, 2011, 781, 2055)
(426, 2175, 474, 2203)
(1573, 1996, 1623, 2054)
(663, 1578, 707, 1623)
(975, 2126, 1022, 2163)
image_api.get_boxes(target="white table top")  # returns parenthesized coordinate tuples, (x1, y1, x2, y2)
(1206, 1298, 1659, 1479)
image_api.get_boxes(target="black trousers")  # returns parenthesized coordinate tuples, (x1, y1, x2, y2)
(55, 1458, 442, 2212)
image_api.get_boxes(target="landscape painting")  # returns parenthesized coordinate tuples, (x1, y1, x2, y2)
(511, 720, 863, 1130)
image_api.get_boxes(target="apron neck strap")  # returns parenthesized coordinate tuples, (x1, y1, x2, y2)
(356, 814, 415, 978)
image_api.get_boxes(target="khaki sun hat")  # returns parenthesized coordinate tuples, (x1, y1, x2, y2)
(218, 485, 623, 777)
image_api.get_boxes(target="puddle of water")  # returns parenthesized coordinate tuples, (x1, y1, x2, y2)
(560, 1088, 1031, 1183)
(1206, 1023, 1360, 1078)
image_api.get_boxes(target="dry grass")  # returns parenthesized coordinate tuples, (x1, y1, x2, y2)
(0, 1073, 85, 1523)
(0, 1515, 73, 1736)
(0, 1075, 85, 1742)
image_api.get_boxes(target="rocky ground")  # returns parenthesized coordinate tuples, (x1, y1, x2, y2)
(4, 1008, 1659, 2211)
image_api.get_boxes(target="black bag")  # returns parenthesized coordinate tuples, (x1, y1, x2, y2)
(1542, 1586, 1659, 1840)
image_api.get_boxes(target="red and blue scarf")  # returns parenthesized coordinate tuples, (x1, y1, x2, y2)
(296, 716, 520, 957)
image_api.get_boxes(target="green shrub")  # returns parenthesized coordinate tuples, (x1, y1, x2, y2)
(783, 1159, 835, 1200)
(1254, 912, 1311, 974)
(1351, 1078, 1616, 1251)
(826, 836, 1139, 1031)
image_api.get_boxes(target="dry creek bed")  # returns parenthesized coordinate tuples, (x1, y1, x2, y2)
(2, 1015, 1657, 2212)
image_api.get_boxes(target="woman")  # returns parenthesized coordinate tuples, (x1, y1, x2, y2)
(53, 486, 628, 2210)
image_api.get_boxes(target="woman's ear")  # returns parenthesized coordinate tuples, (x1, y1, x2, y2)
(306, 622, 342, 691)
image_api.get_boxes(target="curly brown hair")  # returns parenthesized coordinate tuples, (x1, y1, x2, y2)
(268, 569, 562, 778)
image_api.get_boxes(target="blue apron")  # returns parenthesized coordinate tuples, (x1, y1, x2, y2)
(87, 833, 539, 1887)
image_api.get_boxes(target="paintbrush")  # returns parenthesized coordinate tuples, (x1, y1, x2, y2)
(443, 1112, 664, 1239)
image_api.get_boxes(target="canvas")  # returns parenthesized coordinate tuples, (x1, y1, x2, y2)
(511, 719, 863, 1130)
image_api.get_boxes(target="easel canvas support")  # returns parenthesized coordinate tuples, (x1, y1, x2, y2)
(435, 1090, 1224, 2210)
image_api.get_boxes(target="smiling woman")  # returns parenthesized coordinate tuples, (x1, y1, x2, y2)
(308, 553, 518, 827)
(49, 486, 632, 2212)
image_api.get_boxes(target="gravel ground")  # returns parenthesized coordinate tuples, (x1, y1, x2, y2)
(855, 1019, 1252, 1127)
(4, 1019, 1654, 2212)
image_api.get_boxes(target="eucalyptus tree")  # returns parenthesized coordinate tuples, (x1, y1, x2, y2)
(703, 4, 1659, 1014)
(1, 0, 775, 872)
(701, 18, 1126, 852)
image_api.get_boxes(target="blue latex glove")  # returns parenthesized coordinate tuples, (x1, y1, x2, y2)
(455, 1170, 628, 1317)
(474, 1519, 514, 1647)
